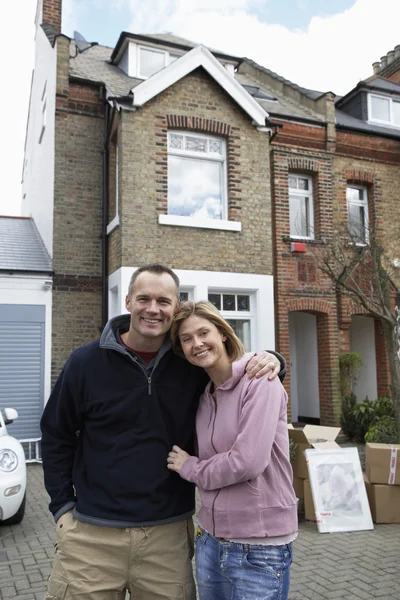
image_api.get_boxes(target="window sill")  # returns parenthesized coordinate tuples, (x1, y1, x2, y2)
(107, 215, 120, 235)
(159, 214, 242, 232)
(282, 235, 326, 245)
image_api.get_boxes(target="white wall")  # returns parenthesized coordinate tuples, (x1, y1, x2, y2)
(0, 275, 52, 403)
(350, 315, 378, 402)
(108, 267, 275, 352)
(289, 312, 320, 420)
(21, 22, 57, 256)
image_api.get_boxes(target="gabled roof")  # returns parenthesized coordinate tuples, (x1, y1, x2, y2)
(131, 45, 269, 126)
(110, 31, 241, 65)
(0, 217, 52, 273)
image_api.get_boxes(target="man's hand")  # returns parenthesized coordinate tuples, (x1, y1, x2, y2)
(246, 351, 280, 380)
(167, 445, 190, 474)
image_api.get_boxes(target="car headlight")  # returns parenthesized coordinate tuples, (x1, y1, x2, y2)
(0, 449, 18, 472)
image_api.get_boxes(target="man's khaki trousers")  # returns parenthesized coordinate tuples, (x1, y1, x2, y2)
(44, 512, 196, 600)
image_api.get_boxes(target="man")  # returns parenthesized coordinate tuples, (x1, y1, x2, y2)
(41, 264, 285, 600)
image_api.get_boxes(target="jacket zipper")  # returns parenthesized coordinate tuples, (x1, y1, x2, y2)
(210, 391, 219, 535)
(129, 355, 153, 395)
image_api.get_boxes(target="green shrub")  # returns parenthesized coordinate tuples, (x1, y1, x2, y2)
(373, 396, 394, 419)
(364, 415, 398, 444)
(340, 393, 357, 439)
(289, 437, 297, 464)
(339, 352, 364, 398)
(349, 401, 377, 443)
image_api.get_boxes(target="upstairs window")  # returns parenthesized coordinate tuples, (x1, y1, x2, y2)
(168, 131, 227, 220)
(138, 46, 180, 79)
(369, 94, 400, 127)
(288, 174, 314, 239)
(347, 185, 369, 245)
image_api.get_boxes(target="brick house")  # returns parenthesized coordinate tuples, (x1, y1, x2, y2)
(23, 0, 399, 426)
(23, 0, 293, 387)
(253, 49, 400, 424)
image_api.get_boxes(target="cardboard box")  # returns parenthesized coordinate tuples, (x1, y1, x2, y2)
(292, 476, 304, 499)
(303, 478, 316, 522)
(365, 443, 400, 485)
(288, 424, 341, 479)
(364, 476, 400, 523)
(293, 476, 305, 515)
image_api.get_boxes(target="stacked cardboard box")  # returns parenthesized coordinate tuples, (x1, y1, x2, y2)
(288, 424, 341, 520)
(365, 443, 400, 524)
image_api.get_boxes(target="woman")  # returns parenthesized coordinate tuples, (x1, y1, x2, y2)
(167, 301, 297, 600)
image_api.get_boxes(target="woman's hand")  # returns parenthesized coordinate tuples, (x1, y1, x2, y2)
(167, 445, 190, 473)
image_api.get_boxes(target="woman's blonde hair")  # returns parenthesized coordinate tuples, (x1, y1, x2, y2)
(171, 300, 245, 362)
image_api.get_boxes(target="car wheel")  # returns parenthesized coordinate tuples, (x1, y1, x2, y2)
(2, 493, 26, 526)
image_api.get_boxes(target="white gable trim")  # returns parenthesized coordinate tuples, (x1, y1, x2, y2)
(131, 45, 269, 127)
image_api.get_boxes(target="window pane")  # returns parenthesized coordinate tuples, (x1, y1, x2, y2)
(168, 156, 223, 219)
(226, 319, 251, 351)
(347, 187, 363, 203)
(222, 294, 236, 311)
(169, 134, 183, 149)
(140, 48, 165, 77)
(370, 96, 390, 121)
(208, 294, 221, 309)
(169, 54, 180, 63)
(179, 292, 189, 302)
(209, 140, 223, 154)
(289, 195, 309, 237)
(288, 175, 297, 189)
(348, 204, 366, 242)
(186, 136, 207, 152)
(393, 101, 400, 126)
(237, 295, 250, 311)
(298, 177, 309, 191)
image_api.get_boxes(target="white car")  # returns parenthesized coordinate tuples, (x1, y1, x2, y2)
(0, 408, 27, 525)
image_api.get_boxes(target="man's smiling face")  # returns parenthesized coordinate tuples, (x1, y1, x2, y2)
(125, 271, 179, 348)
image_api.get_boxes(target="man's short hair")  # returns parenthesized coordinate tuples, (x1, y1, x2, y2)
(127, 264, 180, 297)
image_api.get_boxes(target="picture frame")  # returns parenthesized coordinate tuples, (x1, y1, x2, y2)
(305, 447, 374, 533)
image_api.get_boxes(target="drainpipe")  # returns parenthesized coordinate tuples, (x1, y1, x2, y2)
(266, 119, 282, 143)
(101, 90, 111, 329)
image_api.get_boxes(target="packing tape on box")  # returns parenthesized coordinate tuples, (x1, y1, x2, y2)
(389, 446, 398, 485)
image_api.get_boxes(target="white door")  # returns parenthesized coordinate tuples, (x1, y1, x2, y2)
(350, 316, 378, 402)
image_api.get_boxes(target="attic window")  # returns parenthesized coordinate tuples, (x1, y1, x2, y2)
(369, 94, 400, 127)
(138, 46, 180, 79)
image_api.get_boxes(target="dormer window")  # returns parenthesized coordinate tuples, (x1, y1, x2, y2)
(138, 46, 179, 79)
(369, 94, 400, 127)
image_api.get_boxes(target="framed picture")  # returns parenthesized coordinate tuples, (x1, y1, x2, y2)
(305, 447, 373, 533)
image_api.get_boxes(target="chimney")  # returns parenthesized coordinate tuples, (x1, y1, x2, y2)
(387, 50, 395, 65)
(42, 0, 62, 34)
(372, 61, 381, 75)
(380, 55, 388, 69)
(395, 45, 400, 59)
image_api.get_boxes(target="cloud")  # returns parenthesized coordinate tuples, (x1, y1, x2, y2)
(127, 0, 400, 95)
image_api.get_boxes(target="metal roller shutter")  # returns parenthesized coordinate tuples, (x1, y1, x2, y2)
(0, 304, 45, 441)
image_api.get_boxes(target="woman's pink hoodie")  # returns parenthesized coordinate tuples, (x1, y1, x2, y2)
(180, 353, 298, 539)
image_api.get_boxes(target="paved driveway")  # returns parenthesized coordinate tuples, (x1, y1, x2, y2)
(0, 464, 399, 599)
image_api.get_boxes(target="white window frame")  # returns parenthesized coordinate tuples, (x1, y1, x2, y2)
(347, 185, 369, 246)
(159, 131, 240, 232)
(107, 143, 120, 234)
(288, 173, 314, 240)
(207, 289, 255, 351)
(137, 45, 181, 79)
(368, 93, 400, 128)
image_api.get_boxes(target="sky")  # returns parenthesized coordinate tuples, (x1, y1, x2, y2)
(1, 0, 400, 217)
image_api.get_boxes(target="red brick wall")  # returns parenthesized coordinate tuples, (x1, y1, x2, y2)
(42, 0, 62, 33)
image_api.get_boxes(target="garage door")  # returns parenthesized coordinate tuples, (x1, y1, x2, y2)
(0, 304, 45, 441)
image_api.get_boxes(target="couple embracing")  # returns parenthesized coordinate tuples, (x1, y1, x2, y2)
(41, 263, 297, 600)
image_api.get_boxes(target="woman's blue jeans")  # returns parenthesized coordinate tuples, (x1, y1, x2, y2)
(195, 528, 293, 600)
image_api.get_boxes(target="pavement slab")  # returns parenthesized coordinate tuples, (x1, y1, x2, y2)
(0, 465, 399, 599)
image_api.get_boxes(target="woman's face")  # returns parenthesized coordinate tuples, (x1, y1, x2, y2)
(178, 315, 228, 370)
